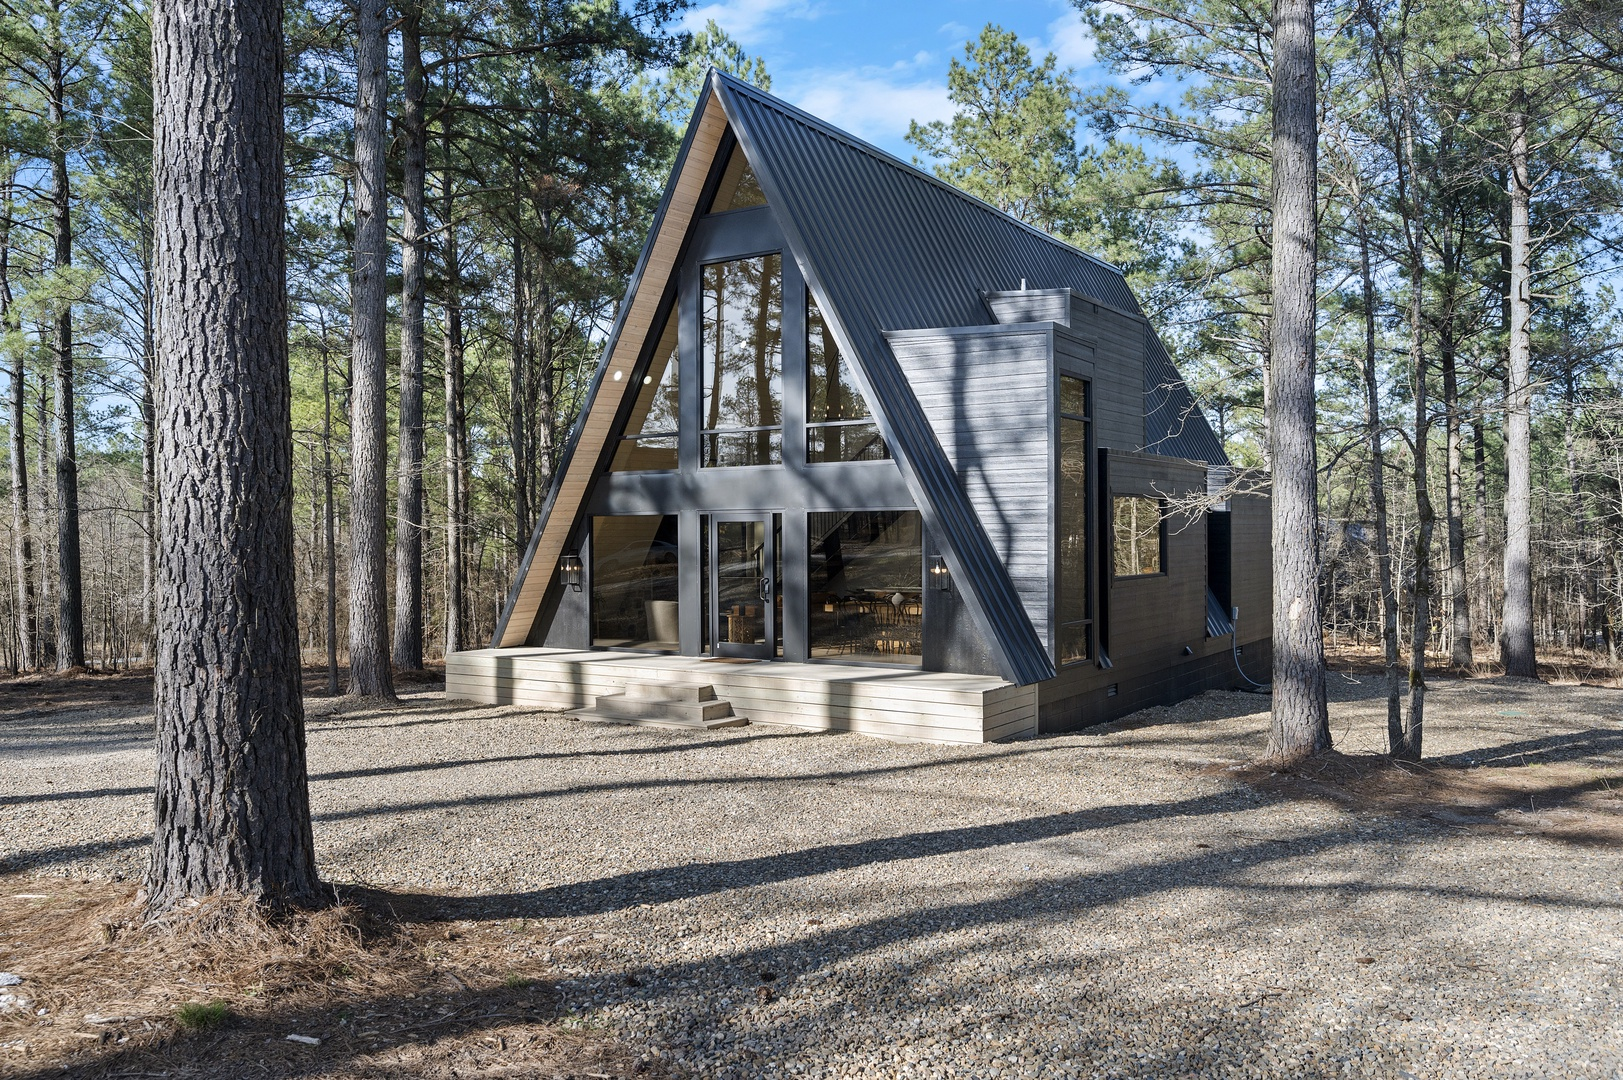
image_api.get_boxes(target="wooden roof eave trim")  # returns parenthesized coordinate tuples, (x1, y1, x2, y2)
(489, 87, 731, 648)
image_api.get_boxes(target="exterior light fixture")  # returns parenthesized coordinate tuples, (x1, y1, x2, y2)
(928, 554, 950, 591)
(559, 553, 583, 591)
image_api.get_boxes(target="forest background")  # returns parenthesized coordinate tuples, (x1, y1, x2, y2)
(0, 0, 1619, 691)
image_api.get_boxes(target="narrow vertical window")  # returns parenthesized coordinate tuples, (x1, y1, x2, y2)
(702, 254, 782, 467)
(1058, 376, 1091, 664)
(807, 291, 888, 462)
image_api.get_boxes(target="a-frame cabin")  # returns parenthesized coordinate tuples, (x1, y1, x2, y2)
(445, 71, 1272, 743)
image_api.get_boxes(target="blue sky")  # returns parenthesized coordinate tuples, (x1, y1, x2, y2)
(674, 0, 1167, 159)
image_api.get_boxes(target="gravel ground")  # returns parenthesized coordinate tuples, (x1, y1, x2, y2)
(4, 672, 1622, 1079)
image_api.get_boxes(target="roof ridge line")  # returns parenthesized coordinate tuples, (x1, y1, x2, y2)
(709, 69, 1126, 280)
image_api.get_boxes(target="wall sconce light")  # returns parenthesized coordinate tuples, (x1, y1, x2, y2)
(559, 553, 583, 592)
(928, 554, 951, 591)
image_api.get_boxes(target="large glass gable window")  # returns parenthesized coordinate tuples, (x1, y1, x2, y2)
(807, 291, 888, 463)
(1058, 376, 1091, 665)
(610, 314, 678, 472)
(702, 254, 783, 467)
(708, 143, 767, 213)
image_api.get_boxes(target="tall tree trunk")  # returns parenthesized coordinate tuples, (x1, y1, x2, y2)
(1501, 0, 1537, 678)
(0, 161, 34, 672)
(48, 33, 84, 671)
(323, 348, 339, 696)
(148, 0, 320, 912)
(1442, 335, 1471, 670)
(443, 165, 469, 654)
(392, 6, 427, 673)
(1473, 419, 1492, 644)
(1400, 288, 1433, 761)
(140, 330, 155, 662)
(1391, 40, 1430, 761)
(510, 236, 529, 550)
(346, 0, 394, 698)
(1356, 212, 1401, 752)
(35, 373, 52, 665)
(1265, 0, 1330, 762)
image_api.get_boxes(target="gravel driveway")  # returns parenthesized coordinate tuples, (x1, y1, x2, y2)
(4, 673, 1622, 1079)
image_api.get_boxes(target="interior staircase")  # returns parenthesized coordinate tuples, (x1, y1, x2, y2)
(568, 681, 748, 731)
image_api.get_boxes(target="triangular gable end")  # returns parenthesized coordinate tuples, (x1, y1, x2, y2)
(490, 84, 730, 647)
(494, 71, 1053, 684)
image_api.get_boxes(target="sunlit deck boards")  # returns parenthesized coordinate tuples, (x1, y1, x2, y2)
(445, 648, 1038, 744)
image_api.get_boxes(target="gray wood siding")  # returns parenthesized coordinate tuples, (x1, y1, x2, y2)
(1229, 491, 1272, 647)
(1068, 295, 1145, 454)
(983, 289, 1071, 326)
(886, 326, 1054, 649)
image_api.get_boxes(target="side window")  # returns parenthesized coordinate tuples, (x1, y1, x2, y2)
(1112, 495, 1166, 578)
(1057, 376, 1091, 664)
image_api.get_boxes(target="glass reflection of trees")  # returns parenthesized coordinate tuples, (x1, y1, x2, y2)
(1113, 496, 1165, 577)
(807, 510, 922, 666)
(610, 316, 679, 472)
(807, 290, 889, 463)
(1058, 375, 1090, 663)
(702, 254, 783, 467)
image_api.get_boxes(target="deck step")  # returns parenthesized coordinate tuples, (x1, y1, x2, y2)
(568, 683, 747, 731)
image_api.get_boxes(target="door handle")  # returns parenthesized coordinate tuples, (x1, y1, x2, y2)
(759, 575, 772, 600)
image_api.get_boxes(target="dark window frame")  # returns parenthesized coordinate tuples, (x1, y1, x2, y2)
(699, 252, 785, 469)
(1056, 376, 1093, 666)
(1109, 492, 1169, 580)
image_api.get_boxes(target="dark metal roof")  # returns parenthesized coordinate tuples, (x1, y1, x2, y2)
(1206, 588, 1236, 639)
(715, 71, 1224, 685)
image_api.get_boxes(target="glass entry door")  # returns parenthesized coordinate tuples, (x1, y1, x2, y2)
(710, 515, 776, 659)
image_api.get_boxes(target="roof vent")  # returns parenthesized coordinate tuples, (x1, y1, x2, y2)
(1019, 277, 1027, 291)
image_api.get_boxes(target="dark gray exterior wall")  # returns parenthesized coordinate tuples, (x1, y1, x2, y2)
(1033, 451, 1271, 733)
(885, 324, 1056, 650)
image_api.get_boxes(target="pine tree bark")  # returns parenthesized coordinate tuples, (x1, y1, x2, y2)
(1, 163, 35, 672)
(47, 33, 84, 671)
(323, 349, 339, 696)
(147, 0, 320, 912)
(1265, 0, 1330, 762)
(346, 0, 394, 698)
(510, 236, 529, 550)
(443, 163, 469, 655)
(1442, 332, 1471, 670)
(392, 6, 427, 673)
(1501, 0, 1537, 678)
(1356, 212, 1400, 753)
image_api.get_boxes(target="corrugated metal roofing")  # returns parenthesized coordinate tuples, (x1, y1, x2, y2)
(715, 72, 1226, 685)
(1206, 588, 1236, 638)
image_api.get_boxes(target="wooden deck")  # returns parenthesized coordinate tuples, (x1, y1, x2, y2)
(445, 648, 1037, 744)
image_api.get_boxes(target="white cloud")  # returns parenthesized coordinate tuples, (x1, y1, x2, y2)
(1041, 12, 1097, 70)
(783, 69, 954, 151)
(678, 0, 822, 47)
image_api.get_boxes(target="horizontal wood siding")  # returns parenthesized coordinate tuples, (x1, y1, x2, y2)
(982, 290, 1071, 326)
(1031, 450, 1244, 731)
(1229, 491, 1272, 646)
(446, 648, 1034, 744)
(886, 328, 1054, 650)
(1068, 296, 1145, 454)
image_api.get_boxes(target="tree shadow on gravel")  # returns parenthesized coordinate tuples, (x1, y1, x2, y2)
(1229, 751, 1623, 847)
